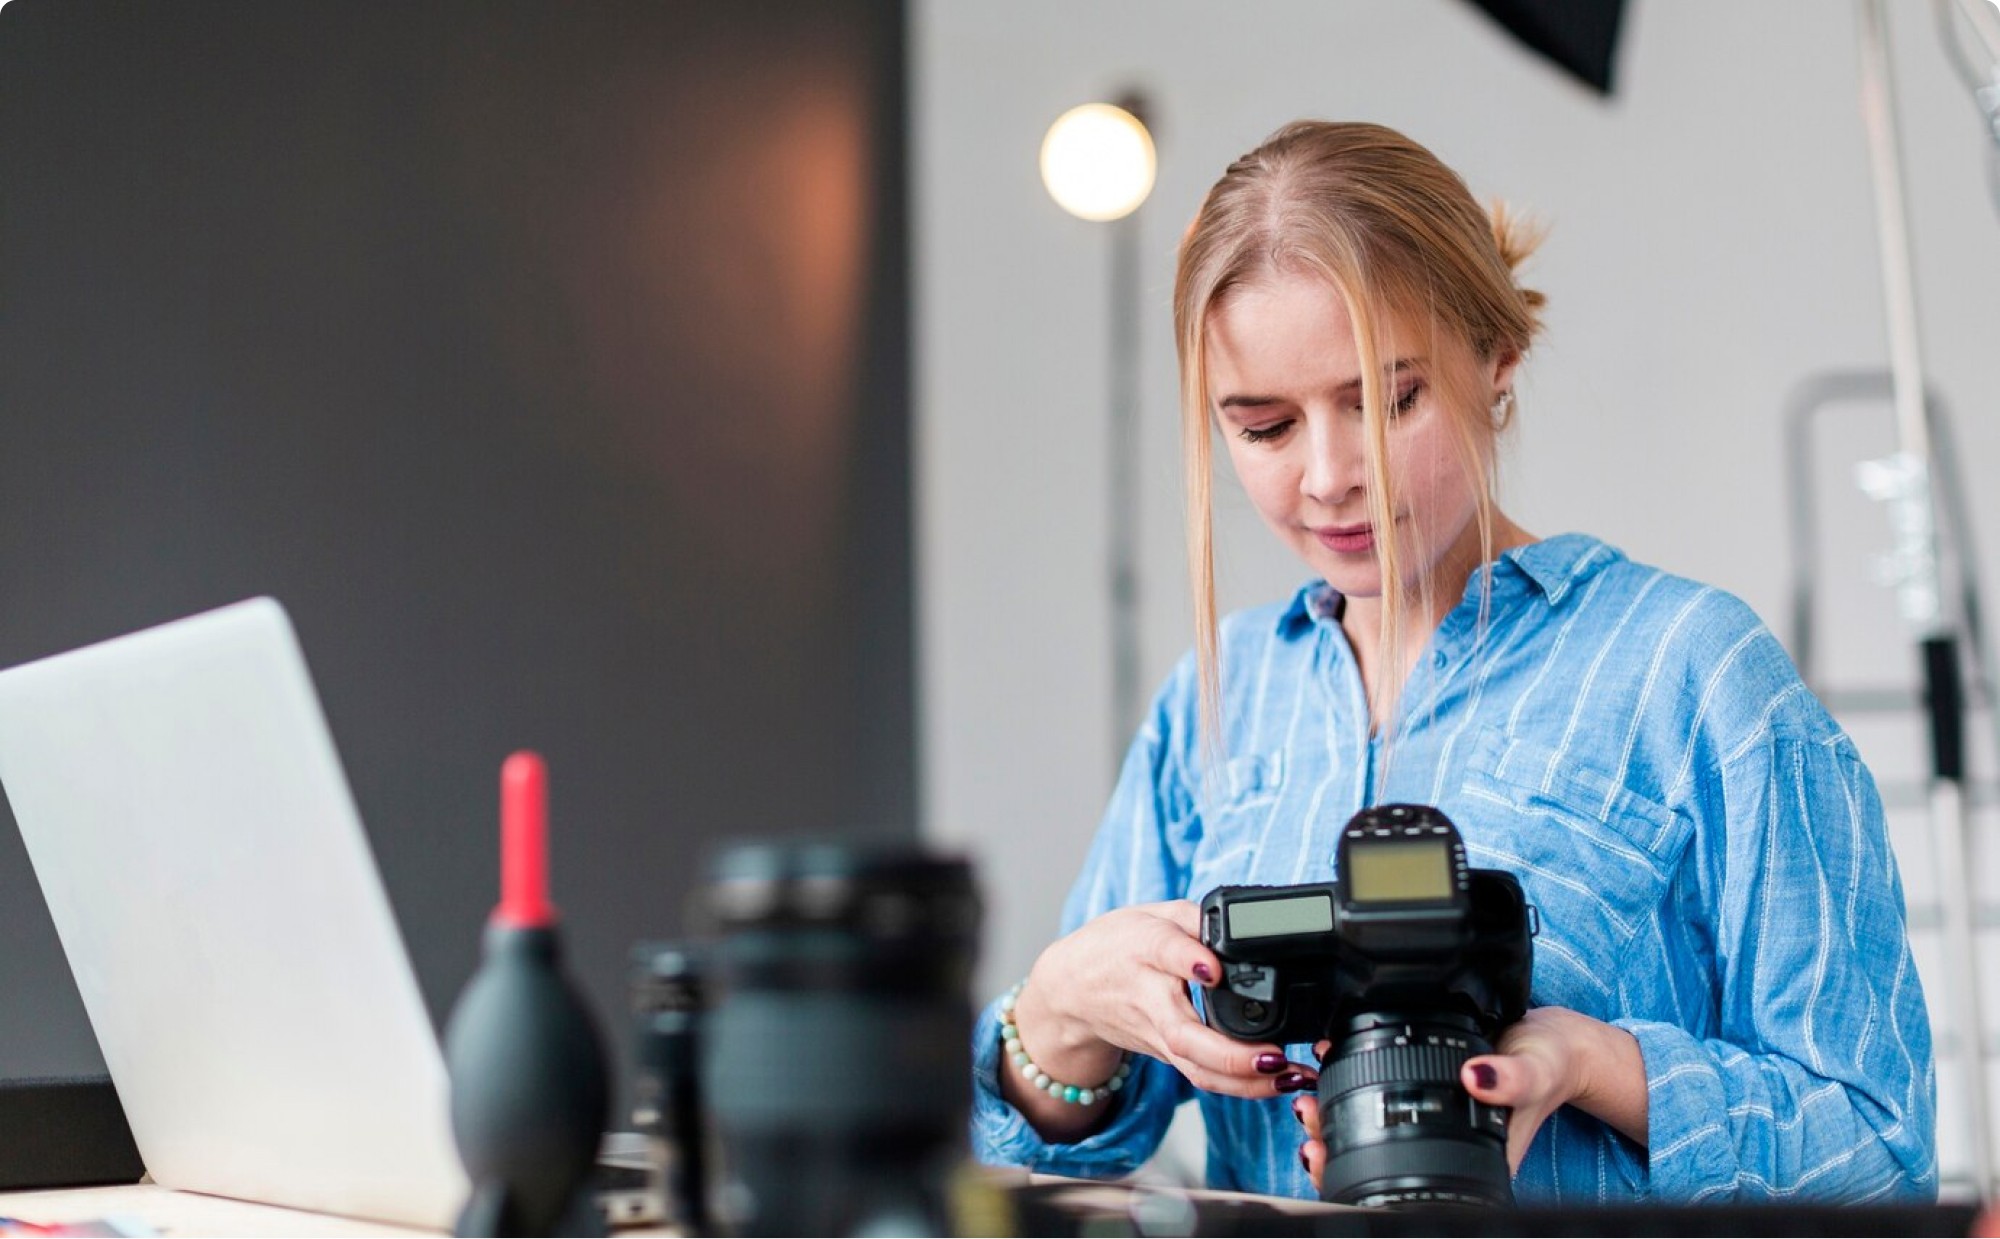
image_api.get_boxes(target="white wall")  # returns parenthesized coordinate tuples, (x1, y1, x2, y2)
(914, 0, 2000, 1189)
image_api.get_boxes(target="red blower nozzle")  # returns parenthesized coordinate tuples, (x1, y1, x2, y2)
(497, 750, 557, 929)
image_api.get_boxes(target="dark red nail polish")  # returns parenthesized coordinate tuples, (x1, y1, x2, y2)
(1276, 1071, 1314, 1093)
(1255, 1052, 1286, 1074)
(1291, 1096, 1306, 1121)
(1192, 962, 1215, 984)
(1299, 1148, 1310, 1172)
(1473, 1063, 1497, 1090)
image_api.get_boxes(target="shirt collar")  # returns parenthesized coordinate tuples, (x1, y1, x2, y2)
(1275, 580, 1343, 637)
(1493, 533, 1620, 606)
(1273, 533, 1619, 638)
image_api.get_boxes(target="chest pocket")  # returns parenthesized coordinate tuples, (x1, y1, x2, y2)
(1451, 728, 1691, 1021)
(1187, 751, 1285, 899)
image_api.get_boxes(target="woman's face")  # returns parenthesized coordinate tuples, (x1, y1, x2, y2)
(1204, 271, 1509, 612)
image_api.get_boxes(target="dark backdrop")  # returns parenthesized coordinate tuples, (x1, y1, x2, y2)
(0, 0, 913, 1116)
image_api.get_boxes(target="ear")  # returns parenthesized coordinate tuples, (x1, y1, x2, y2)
(1489, 348, 1522, 395)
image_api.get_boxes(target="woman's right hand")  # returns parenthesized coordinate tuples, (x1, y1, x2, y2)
(1001, 900, 1319, 1141)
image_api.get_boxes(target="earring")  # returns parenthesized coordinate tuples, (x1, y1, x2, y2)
(1490, 390, 1515, 419)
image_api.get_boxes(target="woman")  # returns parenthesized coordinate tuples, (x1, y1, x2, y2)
(969, 121, 1936, 1204)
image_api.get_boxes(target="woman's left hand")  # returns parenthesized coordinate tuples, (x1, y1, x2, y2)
(1295, 1007, 1647, 1189)
(1460, 1007, 1596, 1171)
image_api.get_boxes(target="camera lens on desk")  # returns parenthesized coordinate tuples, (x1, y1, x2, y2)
(700, 842, 981, 1237)
(630, 942, 711, 1234)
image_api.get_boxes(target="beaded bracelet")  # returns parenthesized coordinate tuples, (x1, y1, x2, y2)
(999, 981, 1133, 1106)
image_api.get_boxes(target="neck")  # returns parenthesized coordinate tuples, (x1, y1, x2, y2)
(1341, 511, 1534, 724)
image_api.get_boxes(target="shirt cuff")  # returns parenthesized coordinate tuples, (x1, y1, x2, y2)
(969, 996, 1178, 1178)
(1617, 1018, 1739, 1202)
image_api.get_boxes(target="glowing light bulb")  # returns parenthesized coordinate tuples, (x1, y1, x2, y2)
(1040, 102, 1156, 222)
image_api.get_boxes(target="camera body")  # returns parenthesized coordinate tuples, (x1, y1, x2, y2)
(1199, 803, 1534, 1208)
(1200, 804, 1532, 1044)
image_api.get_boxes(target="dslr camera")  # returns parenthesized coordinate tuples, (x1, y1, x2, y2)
(1199, 803, 1534, 1208)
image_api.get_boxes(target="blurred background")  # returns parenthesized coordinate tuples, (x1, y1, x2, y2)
(0, 0, 914, 1110)
(4, 0, 1999, 1194)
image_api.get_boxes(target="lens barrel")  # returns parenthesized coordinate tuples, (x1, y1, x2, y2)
(700, 842, 981, 1236)
(630, 943, 710, 1233)
(1316, 1012, 1513, 1208)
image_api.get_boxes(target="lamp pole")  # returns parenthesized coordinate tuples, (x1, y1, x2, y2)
(1107, 94, 1149, 765)
(1039, 95, 1158, 771)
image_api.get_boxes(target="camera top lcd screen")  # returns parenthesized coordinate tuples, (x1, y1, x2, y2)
(1227, 892, 1334, 939)
(1346, 840, 1453, 903)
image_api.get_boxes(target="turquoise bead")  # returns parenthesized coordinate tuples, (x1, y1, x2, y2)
(1062, 1085, 1080, 1103)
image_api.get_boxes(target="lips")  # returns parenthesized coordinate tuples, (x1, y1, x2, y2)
(1314, 524, 1374, 554)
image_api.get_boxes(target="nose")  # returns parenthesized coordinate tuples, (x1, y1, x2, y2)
(1300, 414, 1365, 508)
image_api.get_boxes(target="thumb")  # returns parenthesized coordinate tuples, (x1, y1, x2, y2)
(1461, 1056, 1513, 1104)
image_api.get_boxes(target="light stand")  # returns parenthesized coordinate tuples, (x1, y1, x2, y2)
(1854, 0, 1993, 1199)
(1041, 96, 1158, 764)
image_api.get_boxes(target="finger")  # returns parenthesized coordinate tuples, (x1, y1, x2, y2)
(1249, 1049, 1305, 1077)
(1461, 1056, 1517, 1105)
(1168, 1052, 1290, 1097)
(1463, 1057, 1540, 1175)
(1291, 1093, 1321, 1133)
(1179, 1061, 1306, 1097)
(1149, 899, 1202, 938)
(1302, 1133, 1327, 1196)
(1158, 1016, 1314, 1097)
(1312, 1039, 1332, 1062)
(1506, 1117, 1534, 1176)
(1273, 1067, 1319, 1095)
(1137, 912, 1221, 988)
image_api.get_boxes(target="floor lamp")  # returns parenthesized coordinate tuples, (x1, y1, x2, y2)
(1040, 97, 1157, 767)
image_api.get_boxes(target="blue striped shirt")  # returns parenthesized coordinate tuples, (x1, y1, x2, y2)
(971, 533, 1936, 1203)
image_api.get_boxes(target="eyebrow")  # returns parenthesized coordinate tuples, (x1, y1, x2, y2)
(1217, 358, 1424, 410)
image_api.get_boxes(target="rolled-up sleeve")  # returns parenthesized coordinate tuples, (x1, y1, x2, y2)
(968, 656, 1202, 1174)
(970, 996, 1191, 1176)
(1628, 735, 1936, 1202)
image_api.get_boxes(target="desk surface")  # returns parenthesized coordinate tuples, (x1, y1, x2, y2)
(0, 1184, 433, 1237)
(1, 1178, 1331, 1237)
(0, 1183, 683, 1238)
(10, 1179, 1992, 1237)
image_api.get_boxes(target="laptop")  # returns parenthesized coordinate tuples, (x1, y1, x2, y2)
(0, 598, 469, 1228)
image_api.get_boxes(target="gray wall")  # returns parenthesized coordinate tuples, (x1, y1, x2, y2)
(0, 0, 912, 1113)
(915, 0, 2000, 1188)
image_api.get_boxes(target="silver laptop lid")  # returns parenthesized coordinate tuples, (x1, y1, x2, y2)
(0, 598, 466, 1228)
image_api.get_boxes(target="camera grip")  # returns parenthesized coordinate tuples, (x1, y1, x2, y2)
(1202, 982, 1271, 1038)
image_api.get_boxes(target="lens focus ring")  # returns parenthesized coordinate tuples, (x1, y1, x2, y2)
(1325, 1039, 1472, 1096)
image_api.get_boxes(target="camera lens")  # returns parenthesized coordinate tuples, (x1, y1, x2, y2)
(700, 842, 981, 1236)
(630, 943, 710, 1233)
(1316, 1011, 1513, 1208)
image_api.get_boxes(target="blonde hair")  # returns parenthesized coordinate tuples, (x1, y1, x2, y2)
(1173, 121, 1546, 752)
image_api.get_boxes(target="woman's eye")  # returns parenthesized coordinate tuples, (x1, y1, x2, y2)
(1342, 382, 1426, 419)
(1238, 420, 1292, 444)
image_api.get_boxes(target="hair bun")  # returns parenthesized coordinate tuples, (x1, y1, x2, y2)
(1488, 199, 1548, 312)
